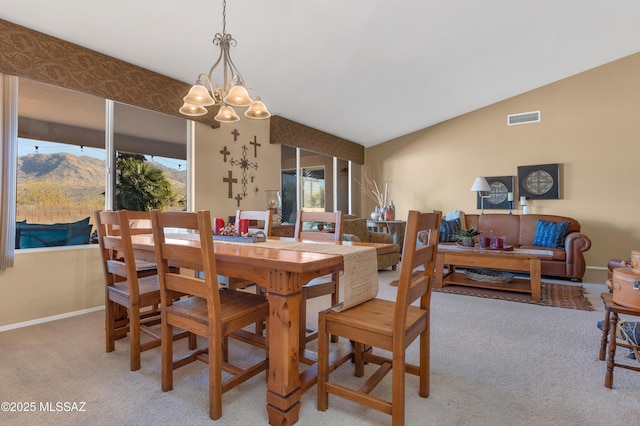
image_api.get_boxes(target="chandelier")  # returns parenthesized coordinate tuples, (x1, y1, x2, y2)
(179, 0, 270, 122)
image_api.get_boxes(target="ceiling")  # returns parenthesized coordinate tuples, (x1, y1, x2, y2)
(2, 0, 640, 148)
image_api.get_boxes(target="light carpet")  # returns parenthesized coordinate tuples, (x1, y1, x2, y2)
(1, 268, 639, 425)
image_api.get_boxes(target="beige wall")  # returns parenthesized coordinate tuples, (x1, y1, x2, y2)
(193, 119, 280, 217)
(365, 52, 640, 271)
(0, 117, 279, 328)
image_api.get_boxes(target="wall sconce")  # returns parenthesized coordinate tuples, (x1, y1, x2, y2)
(470, 177, 491, 214)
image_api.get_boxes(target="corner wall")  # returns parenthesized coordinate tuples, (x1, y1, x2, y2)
(365, 52, 640, 271)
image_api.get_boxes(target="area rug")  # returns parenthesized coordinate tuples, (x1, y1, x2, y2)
(390, 274, 593, 311)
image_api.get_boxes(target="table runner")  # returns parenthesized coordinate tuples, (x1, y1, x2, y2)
(214, 239, 379, 311)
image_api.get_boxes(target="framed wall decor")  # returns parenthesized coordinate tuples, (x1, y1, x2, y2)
(517, 163, 561, 200)
(476, 176, 515, 209)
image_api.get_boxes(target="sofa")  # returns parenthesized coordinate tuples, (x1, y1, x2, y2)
(15, 217, 93, 249)
(440, 213, 591, 281)
(342, 215, 400, 271)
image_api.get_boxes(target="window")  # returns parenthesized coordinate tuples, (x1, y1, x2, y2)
(280, 145, 359, 223)
(15, 78, 187, 249)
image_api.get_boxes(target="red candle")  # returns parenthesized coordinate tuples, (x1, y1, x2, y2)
(214, 217, 224, 234)
(238, 218, 249, 235)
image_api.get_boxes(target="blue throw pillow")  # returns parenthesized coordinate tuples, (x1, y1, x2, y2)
(532, 219, 570, 248)
(439, 218, 461, 242)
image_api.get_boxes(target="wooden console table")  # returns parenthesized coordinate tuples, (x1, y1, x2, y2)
(434, 245, 553, 301)
(367, 219, 406, 254)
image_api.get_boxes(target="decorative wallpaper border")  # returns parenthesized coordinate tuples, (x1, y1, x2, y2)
(0, 18, 219, 128)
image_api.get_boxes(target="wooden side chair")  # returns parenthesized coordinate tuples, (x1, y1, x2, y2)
(294, 210, 343, 353)
(150, 210, 269, 421)
(317, 210, 442, 425)
(225, 209, 272, 291)
(94, 209, 191, 371)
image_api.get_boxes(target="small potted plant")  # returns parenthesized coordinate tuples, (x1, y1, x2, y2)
(452, 224, 481, 247)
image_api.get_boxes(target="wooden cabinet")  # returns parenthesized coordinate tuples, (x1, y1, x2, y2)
(270, 224, 295, 237)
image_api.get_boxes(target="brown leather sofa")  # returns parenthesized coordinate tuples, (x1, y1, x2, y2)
(342, 215, 400, 271)
(446, 214, 591, 281)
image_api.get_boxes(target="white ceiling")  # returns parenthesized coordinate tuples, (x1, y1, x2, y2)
(2, 0, 640, 147)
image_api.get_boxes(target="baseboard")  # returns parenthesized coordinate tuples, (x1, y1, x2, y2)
(0, 305, 105, 333)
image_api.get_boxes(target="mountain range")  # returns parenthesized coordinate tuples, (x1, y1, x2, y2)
(17, 153, 186, 204)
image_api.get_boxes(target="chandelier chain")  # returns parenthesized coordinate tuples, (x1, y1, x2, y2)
(222, 0, 227, 35)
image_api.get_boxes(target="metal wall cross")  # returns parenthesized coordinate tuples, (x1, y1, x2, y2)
(230, 145, 258, 197)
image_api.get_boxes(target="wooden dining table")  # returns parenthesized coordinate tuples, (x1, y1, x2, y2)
(129, 233, 395, 425)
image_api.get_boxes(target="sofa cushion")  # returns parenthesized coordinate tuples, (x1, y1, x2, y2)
(439, 218, 461, 242)
(532, 219, 570, 248)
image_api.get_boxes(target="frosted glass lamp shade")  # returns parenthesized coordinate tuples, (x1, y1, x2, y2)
(214, 105, 240, 122)
(179, 102, 208, 116)
(223, 85, 252, 106)
(183, 84, 215, 106)
(244, 100, 271, 119)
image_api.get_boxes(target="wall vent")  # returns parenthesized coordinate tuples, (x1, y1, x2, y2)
(507, 111, 540, 126)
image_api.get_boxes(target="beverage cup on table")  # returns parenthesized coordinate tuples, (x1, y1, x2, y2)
(214, 217, 225, 234)
(238, 218, 249, 235)
(480, 236, 491, 248)
(491, 236, 504, 249)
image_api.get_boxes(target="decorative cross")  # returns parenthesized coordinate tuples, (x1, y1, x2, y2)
(235, 193, 243, 207)
(222, 170, 238, 198)
(219, 145, 230, 162)
(231, 128, 240, 142)
(230, 145, 258, 197)
(249, 135, 261, 158)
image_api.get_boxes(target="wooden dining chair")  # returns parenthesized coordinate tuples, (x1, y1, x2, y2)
(94, 209, 191, 371)
(225, 209, 272, 290)
(294, 210, 344, 353)
(225, 209, 272, 335)
(150, 210, 269, 421)
(317, 210, 442, 426)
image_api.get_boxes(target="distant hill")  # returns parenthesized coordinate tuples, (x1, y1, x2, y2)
(17, 153, 186, 204)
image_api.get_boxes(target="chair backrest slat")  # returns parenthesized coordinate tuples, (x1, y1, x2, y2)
(95, 209, 151, 301)
(151, 210, 222, 323)
(235, 210, 272, 236)
(294, 210, 343, 243)
(393, 210, 442, 331)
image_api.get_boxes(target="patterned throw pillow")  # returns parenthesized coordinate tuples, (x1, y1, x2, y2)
(439, 218, 461, 242)
(532, 219, 570, 248)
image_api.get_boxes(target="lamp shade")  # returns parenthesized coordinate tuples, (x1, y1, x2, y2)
(470, 177, 490, 192)
(214, 105, 240, 123)
(183, 84, 216, 106)
(244, 100, 271, 119)
(224, 85, 252, 106)
(179, 102, 208, 116)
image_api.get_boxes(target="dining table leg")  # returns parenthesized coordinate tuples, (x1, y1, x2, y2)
(265, 273, 303, 425)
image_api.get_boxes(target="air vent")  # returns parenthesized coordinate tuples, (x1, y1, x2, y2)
(507, 111, 540, 126)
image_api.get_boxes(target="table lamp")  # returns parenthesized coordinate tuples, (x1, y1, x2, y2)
(470, 177, 491, 214)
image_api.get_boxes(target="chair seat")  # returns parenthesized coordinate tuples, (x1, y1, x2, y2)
(108, 275, 160, 299)
(323, 298, 427, 344)
(167, 290, 269, 330)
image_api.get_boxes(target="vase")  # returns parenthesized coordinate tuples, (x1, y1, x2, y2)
(371, 206, 379, 220)
(458, 237, 474, 247)
(385, 201, 395, 220)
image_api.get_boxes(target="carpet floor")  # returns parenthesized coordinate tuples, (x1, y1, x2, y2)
(1, 266, 638, 425)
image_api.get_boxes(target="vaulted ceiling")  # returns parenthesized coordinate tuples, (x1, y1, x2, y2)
(2, 0, 640, 147)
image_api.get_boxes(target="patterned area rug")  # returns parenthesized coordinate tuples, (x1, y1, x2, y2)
(390, 274, 593, 311)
